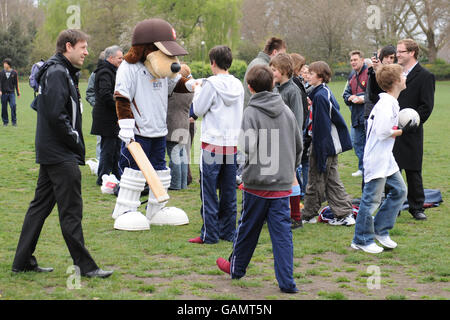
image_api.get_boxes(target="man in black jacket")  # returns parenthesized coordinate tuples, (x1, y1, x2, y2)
(394, 39, 435, 220)
(0, 58, 21, 126)
(90, 45, 123, 185)
(12, 29, 113, 278)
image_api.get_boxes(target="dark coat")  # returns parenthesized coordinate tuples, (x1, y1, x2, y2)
(90, 60, 119, 137)
(34, 53, 85, 165)
(393, 63, 435, 170)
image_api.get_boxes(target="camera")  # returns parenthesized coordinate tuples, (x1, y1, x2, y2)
(373, 51, 378, 60)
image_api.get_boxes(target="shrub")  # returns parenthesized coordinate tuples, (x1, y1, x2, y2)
(188, 59, 248, 81)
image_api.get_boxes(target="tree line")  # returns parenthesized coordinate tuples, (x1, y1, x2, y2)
(0, 0, 448, 76)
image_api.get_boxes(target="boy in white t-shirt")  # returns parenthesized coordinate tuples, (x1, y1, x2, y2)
(188, 45, 244, 244)
(351, 64, 416, 254)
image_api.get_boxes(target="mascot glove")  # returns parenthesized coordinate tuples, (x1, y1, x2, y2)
(118, 119, 135, 145)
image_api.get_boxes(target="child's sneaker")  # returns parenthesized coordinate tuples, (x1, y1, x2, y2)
(350, 242, 383, 254)
(216, 257, 230, 274)
(302, 216, 317, 224)
(291, 218, 303, 229)
(329, 214, 355, 226)
(375, 234, 397, 249)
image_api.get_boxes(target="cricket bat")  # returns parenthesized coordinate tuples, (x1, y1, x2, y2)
(127, 141, 170, 203)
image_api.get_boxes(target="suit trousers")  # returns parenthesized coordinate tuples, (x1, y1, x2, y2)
(403, 169, 425, 214)
(96, 135, 121, 185)
(12, 162, 98, 273)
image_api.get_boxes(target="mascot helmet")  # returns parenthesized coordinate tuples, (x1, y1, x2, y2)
(132, 18, 188, 56)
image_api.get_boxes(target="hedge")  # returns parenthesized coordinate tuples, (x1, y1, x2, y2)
(189, 59, 248, 81)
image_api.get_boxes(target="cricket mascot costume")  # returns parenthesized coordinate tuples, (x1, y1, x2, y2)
(112, 18, 194, 231)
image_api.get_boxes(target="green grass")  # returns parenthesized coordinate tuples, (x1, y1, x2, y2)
(0, 81, 449, 300)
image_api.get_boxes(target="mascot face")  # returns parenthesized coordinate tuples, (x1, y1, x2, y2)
(125, 18, 188, 79)
(145, 50, 181, 79)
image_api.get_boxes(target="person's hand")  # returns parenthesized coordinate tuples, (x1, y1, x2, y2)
(371, 56, 381, 70)
(401, 120, 417, 134)
(0, 91, 2, 96)
(118, 119, 135, 146)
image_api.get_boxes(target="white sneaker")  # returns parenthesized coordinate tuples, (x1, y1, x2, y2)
(329, 214, 355, 226)
(351, 242, 384, 254)
(375, 234, 397, 249)
(302, 217, 317, 224)
(351, 170, 363, 177)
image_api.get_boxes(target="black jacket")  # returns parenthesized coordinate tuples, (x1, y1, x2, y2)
(393, 63, 435, 170)
(90, 60, 119, 136)
(0, 69, 20, 95)
(363, 66, 384, 119)
(34, 53, 85, 165)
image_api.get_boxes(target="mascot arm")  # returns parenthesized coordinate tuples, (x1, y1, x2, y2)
(173, 77, 191, 94)
(115, 93, 135, 145)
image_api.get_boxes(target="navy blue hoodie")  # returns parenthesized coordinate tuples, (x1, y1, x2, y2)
(309, 83, 352, 173)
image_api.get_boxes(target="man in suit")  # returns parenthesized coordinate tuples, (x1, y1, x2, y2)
(12, 29, 113, 278)
(394, 39, 435, 220)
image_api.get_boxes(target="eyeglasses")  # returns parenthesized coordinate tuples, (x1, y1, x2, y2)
(397, 50, 410, 54)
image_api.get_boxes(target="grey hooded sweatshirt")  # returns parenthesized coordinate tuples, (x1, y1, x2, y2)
(240, 91, 303, 191)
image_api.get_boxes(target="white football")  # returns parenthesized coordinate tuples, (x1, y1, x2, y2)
(398, 108, 420, 128)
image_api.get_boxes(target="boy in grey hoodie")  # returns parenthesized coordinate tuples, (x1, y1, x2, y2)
(216, 64, 302, 294)
(188, 46, 244, 244)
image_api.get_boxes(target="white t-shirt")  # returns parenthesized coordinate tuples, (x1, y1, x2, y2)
(115, 60, 180, 138)
(363, 93, 400, 183)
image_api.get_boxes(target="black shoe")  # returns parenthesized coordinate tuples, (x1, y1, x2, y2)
(410, 211, 427, 220)
(280, 286, 299, 294)
(12, 123, 17, 127)
(12, 265, 54, 273)
(291, 218, 303, 229)
(82, 268, 113, 278)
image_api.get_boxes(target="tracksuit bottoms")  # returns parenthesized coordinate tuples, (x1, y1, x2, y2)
(230, 191, 297, 292)
(199, 149, 237, 244)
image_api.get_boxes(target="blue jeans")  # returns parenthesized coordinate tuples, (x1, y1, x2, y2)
(231, 191, 297, 292)
(353, 171, 407, 246)
(166, 141, 188, 190)
(1, 93, 16, 125)
(351, 124, 366, 171)
(199, 150, 237, 244)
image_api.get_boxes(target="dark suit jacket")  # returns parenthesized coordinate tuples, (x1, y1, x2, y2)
(393, 63, 435, 170)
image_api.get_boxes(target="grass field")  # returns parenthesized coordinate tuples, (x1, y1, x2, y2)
(0, 80, 448, 301)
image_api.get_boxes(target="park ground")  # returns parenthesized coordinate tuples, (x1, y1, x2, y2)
(0, 80, 448, 301)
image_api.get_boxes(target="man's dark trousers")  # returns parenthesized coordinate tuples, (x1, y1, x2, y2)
(1, 93, 16, 125)
(97, 136, 121, 185)
(12, 162, 98, 273)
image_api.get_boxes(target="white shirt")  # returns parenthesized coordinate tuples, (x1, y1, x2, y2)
(193, 74, 244, 146)
(115, 60, 180, 138)
(363, 93, 400, 183)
